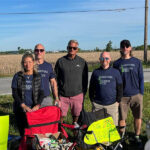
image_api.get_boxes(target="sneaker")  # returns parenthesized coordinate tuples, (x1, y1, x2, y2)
(134, 136, 143, 149)
(74, 122, 80, 129)
(73, 122, 80, 137)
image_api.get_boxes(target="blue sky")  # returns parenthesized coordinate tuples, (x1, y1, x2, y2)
(0, 0, 149, 51)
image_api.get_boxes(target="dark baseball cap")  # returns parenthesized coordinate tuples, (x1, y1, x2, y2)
(120, 40, 131, 48)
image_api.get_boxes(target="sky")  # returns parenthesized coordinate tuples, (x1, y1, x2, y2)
(0, 0, 149, 51)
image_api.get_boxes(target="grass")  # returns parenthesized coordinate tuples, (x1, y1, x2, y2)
(1, 83, 150, 149)
(142, 61, 150, 68)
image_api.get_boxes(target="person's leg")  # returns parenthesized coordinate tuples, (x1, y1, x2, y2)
(119, 97, 130, 133)
(104, 102, 119, 126)
(73, 116, 79, 123)
(130, 94, 143, 148)
(131, 94, 143, 136)
(134, 118, 142, 136)
(15, 111, 28, 136)
(70, 93, 83, 123)
(92, 102, 104, 112)
(59, 96, 70, 123)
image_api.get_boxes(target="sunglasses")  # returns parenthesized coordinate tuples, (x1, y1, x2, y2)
(100, 57, 109, 61)
(68, 46, 78, 50)
(34, 49, 45, 53)
(121, 45, 130, 49)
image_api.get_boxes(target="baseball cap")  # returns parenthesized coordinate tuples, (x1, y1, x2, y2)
(120, 40, 131, 48)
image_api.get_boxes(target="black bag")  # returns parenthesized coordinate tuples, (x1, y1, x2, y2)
(77, 108, 110, 149)
(78, 108, 110, 126)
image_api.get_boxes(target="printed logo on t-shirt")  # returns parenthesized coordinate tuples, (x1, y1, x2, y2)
(120, 64, 135, 73)
(38, 69, 48, 78)
(98, 76, 113, 85)
(25, 80, 32, 90)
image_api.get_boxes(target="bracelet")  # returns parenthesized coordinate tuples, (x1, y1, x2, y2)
(55, 96, 59, 100)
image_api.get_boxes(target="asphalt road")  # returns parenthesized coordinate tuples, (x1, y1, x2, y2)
(0, 69, 150, 95)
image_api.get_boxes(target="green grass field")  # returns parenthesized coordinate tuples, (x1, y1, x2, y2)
(0, 83, 150, 149)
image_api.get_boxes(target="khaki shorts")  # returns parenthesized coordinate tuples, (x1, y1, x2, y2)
(92, 102, 119, 126)
(119, 93, 143, 120)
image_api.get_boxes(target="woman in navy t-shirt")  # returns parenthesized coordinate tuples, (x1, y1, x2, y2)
(11, 52, 44, 136)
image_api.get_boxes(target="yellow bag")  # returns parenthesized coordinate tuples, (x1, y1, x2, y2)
(0, 115, 9, 150)
(84, 117, 120, 146)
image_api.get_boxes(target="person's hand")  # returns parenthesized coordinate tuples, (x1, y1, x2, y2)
(21, 103, 32, 112)
(54, 99, 61, 107)
(32, 105, 40, 111)
(116, 102, 119, 106)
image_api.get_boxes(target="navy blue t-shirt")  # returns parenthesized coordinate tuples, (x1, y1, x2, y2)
(113, 57, 144, 96)
(90, 67, 122, 105)
(37, 61, 55, 97)
(12, 74, 44, 107)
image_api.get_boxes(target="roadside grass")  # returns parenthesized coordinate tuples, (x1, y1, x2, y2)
(0, 82, 150, 149)
(142, 61, 150, 68)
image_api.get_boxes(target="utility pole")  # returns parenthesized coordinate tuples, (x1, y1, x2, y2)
(144, 0, 149, 62)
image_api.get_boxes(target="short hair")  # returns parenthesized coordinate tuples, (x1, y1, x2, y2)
(34, 43, 45, 50)
(67, 40, 79, 46)
(100, 51, 110, 57)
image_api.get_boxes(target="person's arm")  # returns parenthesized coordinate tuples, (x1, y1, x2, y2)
(116, 71, 123, 103)
(116, 84, 123, 103)
(89, 72, 96, 102)
(82, 61, 88, 96)
(54, 60, 61, 94)
(50, 78, 60, 105)
(11, 74, 22, 104)
(12, 88, 22, 104)
(139, 62, 144, 95)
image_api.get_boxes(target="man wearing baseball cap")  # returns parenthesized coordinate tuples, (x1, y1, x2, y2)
(113, 40, 144, 147)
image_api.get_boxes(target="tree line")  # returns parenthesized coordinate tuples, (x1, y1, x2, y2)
(0, 41, 150, 54)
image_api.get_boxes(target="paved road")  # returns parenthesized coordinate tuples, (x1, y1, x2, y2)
(0, 69, 150, 95)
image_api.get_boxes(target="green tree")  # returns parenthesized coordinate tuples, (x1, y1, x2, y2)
(105, 41, 112, 52)
(18, 46, 21, 51)
(94, 47, 100, 52)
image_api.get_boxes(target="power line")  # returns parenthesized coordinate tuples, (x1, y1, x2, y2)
(0, 7, 144, 15)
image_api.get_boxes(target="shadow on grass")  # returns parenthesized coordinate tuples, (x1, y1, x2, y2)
(123, 131, 147, 150)
(0, 102, 13, 110)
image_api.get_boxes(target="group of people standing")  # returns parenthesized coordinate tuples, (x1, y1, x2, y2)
(90, 39, 144, 146)
(11, 39, 144, 146)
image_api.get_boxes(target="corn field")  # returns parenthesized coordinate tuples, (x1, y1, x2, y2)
(0, 51, 150, 76)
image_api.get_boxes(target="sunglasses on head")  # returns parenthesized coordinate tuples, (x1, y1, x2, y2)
(100, 57, 109, 61)
(34, 49, 44, 53)
(68, 46, 78, 50)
